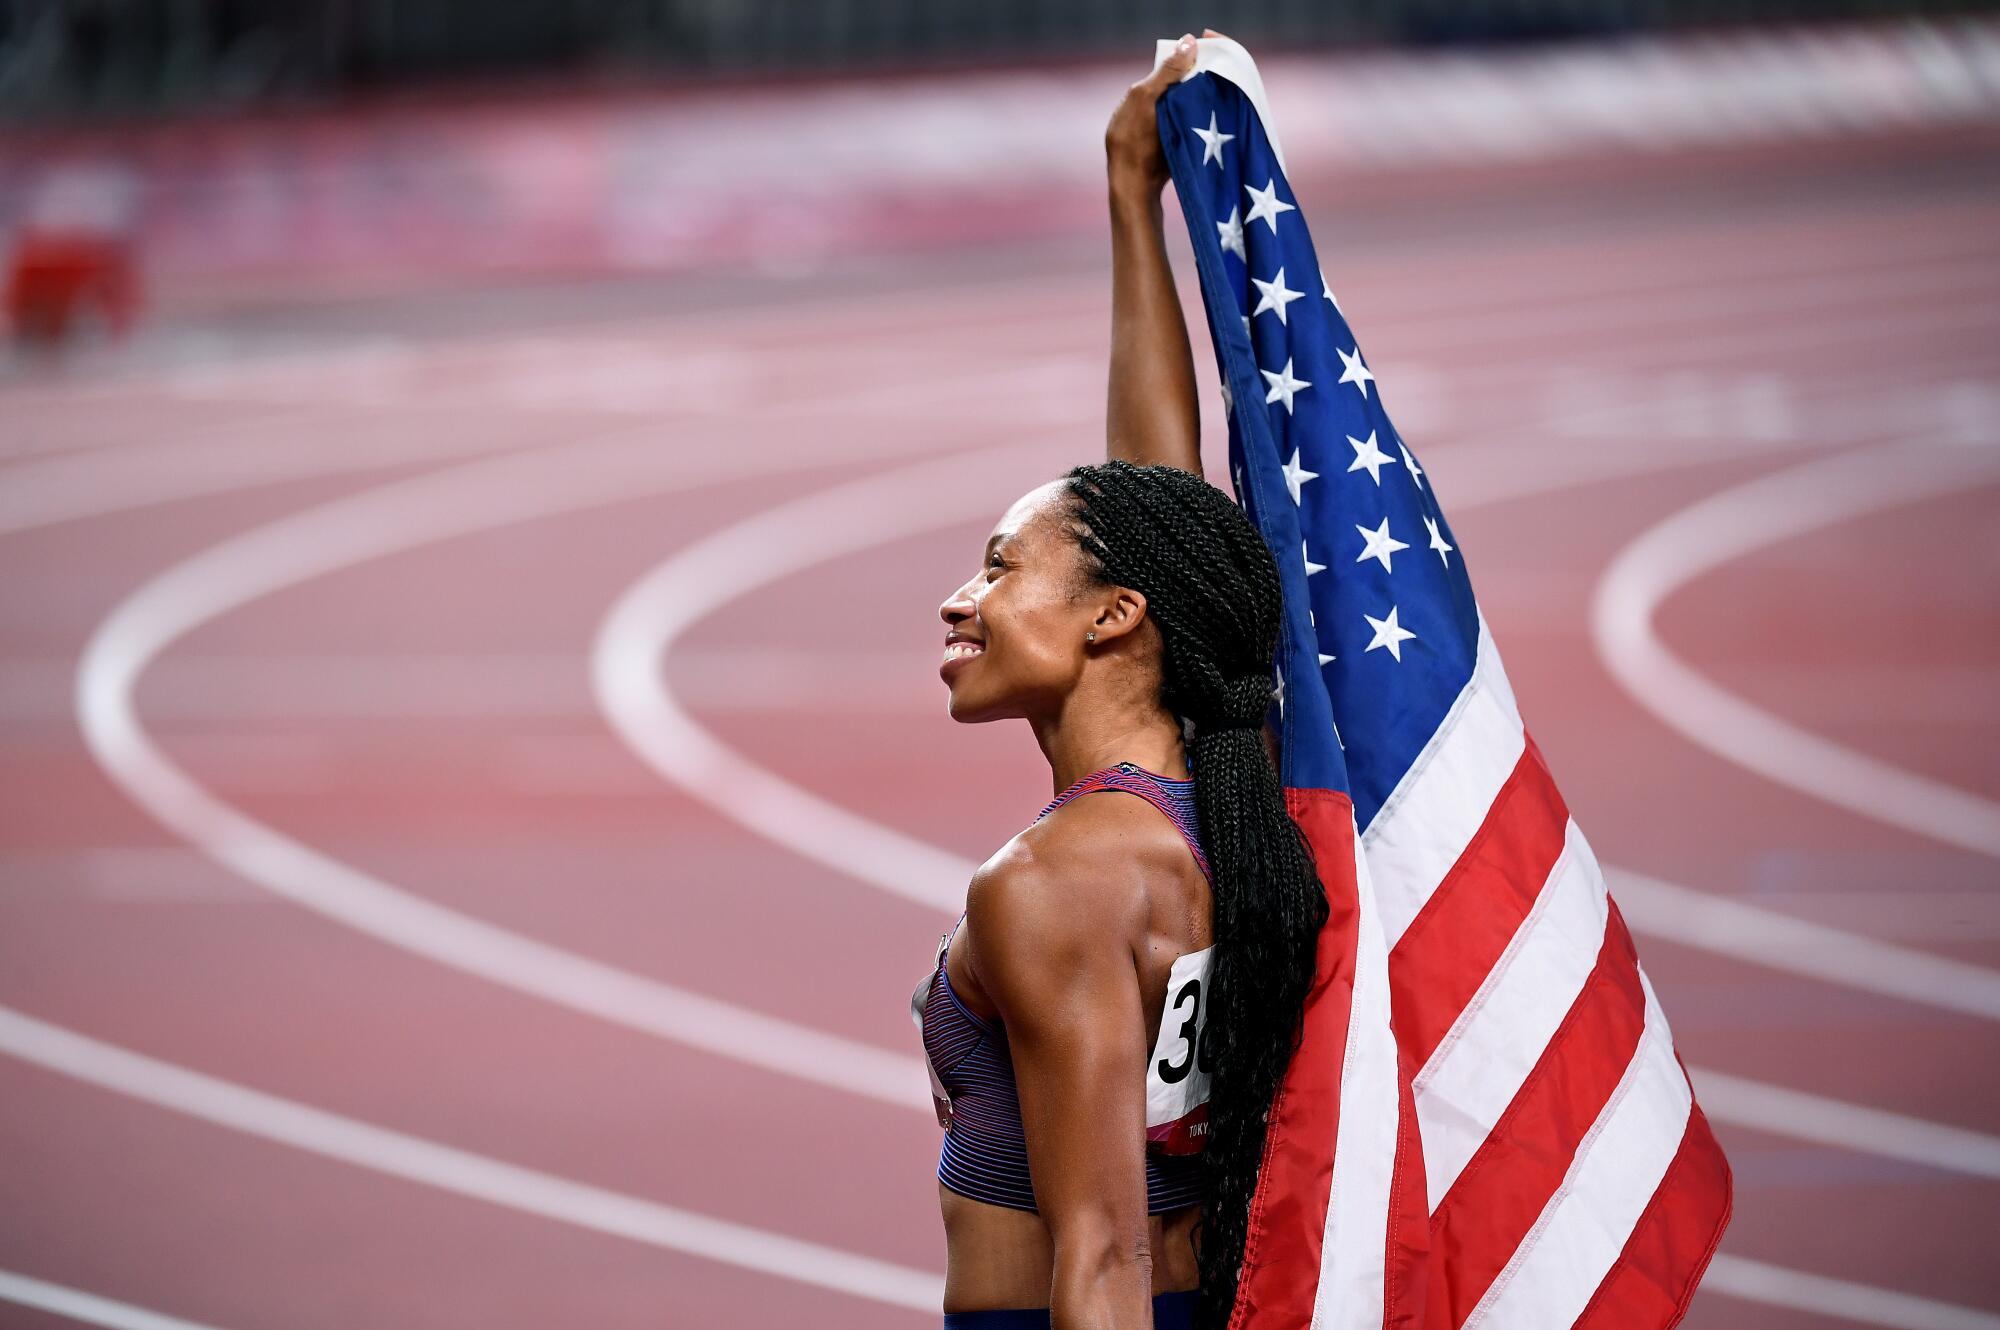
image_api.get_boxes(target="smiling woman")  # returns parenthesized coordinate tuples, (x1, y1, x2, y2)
(907, 30, 1328, 1330)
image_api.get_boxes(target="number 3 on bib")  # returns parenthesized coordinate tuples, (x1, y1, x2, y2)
(1144, 945, 1215, 1155)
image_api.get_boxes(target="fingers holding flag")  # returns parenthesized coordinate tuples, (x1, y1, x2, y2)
(1105, 31, 1199, 194)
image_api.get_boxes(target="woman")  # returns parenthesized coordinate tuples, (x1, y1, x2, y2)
(912, 32, 1329, 1330)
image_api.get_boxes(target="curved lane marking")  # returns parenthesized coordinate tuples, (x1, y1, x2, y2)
(1593, 438, 2000, 859)
(0, 1007, 942, 1313)
(1700, 1256, 2000, 1330)
(0, 1269, 232, 1330)
(72, 426, 1031, 1107)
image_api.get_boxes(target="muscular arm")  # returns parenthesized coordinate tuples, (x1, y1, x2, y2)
(1104, 37, 1204, 477)
(1107, 182, 1203, 475)
(965, 807, 1155, 1328)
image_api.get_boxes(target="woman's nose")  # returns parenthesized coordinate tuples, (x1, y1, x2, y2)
(939, 580, 975, 624)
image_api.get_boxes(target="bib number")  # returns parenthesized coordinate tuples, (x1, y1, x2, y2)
(1145, 946, 1215, 1154)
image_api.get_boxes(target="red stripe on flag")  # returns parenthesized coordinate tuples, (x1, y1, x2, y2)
(1229, 788, 1362, 1330)
(1572, 1062, 1735, 1330)
(1389, 736, 1569, 1069)
(1384, 1033, 1434, 1330)
(1422, 896, 1649, 1327)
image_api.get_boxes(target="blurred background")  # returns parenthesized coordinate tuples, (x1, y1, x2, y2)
(2, 3, 1997, 1328)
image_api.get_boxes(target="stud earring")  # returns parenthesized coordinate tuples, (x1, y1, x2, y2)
(1086, 631, 1097, 642)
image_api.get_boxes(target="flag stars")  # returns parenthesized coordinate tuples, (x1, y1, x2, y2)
(1243, 178, 1296, 234)
(1303, 539, 1326, 576)
(1425, 515, 1454, 567)
(1321, 268, 1342, 315)
(1216, 206, 1246, 261)
(1399, 439, 1424, 490)
(1252, 267, 1305, 325)
(1346, 429, 1395, 484)
(1262, 357, 1311, 414)
(1194, 112, 1235, 168)
(1281, 447, 1318, 504)
(1363, 606, 1418, 662)
(1354, 517, 1410, 573)
(1336, 343, 1376, 399)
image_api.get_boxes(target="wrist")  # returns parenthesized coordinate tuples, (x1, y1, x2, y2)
(1108, 170, 1166, 216)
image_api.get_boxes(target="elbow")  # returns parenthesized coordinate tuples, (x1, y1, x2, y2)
(1050, 1229, 1154, 1305)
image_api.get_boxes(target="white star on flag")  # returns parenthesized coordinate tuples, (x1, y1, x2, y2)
(1399, 438, 1424, 489)
(1220, 380, 1233, 413)
(1321, 268, 1342, 315)
(1281, 447, 1318, 504)
(1425, 514, 1454, 567)
(1273, 662, 1285, 716)
(1336, 343, 1375, 399)
(1346, 429, 1394, 484)
(1303, 540, 1326, 576)
(1243, 178, 1296, 234)
(1363, 604, 1417, 661)
(1354, 516, 1410, 572)
(1216, 206, 1246, 261)
(1194, 111, 1235, 167)
(1262, 357, 1310, 414)
(1251, 266, 1305, 325)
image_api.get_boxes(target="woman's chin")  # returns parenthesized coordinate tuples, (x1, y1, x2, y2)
(943, 690, 1005, 724)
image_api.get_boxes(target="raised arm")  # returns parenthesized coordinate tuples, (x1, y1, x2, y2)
(1103, 34, 1204, 476)
(965, 807, 1156, 1328)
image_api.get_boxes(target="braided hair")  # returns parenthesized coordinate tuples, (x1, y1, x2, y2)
(1059, 459, 1328, 1327)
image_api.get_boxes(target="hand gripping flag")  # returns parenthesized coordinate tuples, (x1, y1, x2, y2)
(1151, 38, 1732, 1330)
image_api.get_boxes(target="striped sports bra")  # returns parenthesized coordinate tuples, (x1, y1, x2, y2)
(910, 761, 1216, 1214)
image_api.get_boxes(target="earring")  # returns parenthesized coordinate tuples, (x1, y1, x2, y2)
(1086, 631, 1097, 642)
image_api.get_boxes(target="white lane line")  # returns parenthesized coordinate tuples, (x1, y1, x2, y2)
(0, 1007, 942, 1314)
(1610, 867, 2000, 1021)
(72, 427, 1002, 1108)
(0, 1270, 231, 1330)
(1690, 1067, 2000, 1180)
(1592, 438, 2000, 860)
(1702, 1255, 2000, 1330)
(0, 349, 1096, 536)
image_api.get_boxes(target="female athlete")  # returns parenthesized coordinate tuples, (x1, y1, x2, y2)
(912, 32, 1329, 1330)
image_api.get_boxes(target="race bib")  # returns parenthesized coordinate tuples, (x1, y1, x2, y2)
(1144, 945, 1215, 1155)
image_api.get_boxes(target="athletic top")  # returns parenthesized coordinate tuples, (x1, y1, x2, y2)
(910, 761, 1216, 1214)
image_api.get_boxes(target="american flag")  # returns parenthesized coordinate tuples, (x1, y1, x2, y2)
(1153, 39, 1733, 1329)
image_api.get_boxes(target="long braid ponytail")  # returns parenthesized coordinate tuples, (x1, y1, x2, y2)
(1060, 459, 1328, 1328)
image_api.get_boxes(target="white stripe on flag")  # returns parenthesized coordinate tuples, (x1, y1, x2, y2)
(1464, 970, 1694, 1329)
(1366, 616, 1526, 949)
(1312, 819, 1402, 1329)
(1413, 819, 1610, 1209)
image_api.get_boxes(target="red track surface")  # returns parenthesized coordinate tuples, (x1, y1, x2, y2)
(2, 124, 1997, 1328)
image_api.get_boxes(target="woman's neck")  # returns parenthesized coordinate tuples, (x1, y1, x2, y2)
(1032, 705, 1190, 796)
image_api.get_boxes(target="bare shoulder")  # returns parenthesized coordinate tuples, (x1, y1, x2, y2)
(964, 793, 1182, 987)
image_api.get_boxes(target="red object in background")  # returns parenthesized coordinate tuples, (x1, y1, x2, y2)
(6, 226, 142, 343)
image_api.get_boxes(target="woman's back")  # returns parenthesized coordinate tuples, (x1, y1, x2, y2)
(921, 760, 1215, 1313)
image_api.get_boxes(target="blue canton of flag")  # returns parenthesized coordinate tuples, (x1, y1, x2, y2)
(1157, 59, 1479, 824)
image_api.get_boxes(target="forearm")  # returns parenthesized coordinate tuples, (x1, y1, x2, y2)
(1106, 176, 1202, 475)
(1050, 1243, 1155, 1329)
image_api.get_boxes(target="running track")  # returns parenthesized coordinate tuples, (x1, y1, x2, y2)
(1, 122, 1997, 1329)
